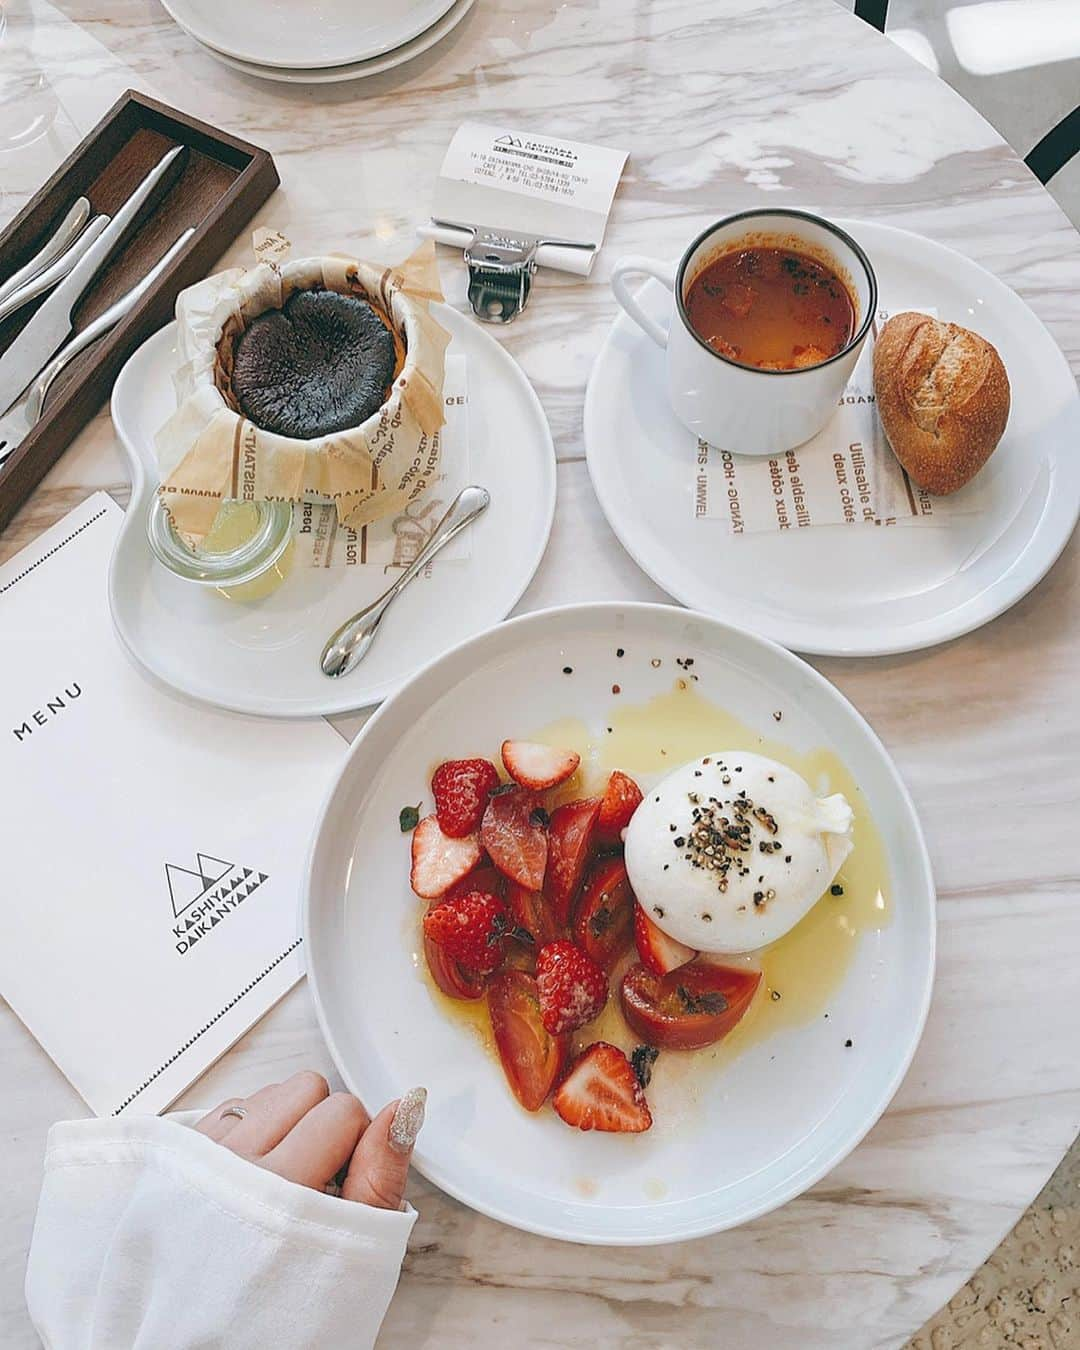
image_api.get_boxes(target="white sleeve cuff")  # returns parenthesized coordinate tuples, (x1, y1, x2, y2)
(26, 1112, 417, 1350)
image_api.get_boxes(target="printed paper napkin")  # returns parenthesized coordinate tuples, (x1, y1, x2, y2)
(0, 495, 346, 1115)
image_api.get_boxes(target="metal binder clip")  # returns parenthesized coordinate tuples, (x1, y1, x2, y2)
(463, 228, 539, 323)
(432, 219, 596, 323)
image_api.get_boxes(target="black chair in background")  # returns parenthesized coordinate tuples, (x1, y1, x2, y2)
(853, 0, 888, 32)
(852, 0, 1079, 186)
(1027, 105, 1080, 187)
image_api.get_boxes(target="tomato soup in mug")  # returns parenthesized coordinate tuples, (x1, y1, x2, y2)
(684, 246, 855, 371)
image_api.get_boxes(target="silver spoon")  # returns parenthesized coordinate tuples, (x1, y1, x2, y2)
(0, 197, 92, 309)
(320, 485, 491, 679)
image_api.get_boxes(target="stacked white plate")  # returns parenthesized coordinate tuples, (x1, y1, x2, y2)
(160, 0, 475, 84)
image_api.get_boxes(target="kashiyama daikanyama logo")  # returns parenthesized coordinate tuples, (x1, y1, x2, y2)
(165, 852, 269, 955)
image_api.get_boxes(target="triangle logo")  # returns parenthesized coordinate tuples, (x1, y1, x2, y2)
(197, 854, 233, 888)
(166, 864, 208, 919)
(166, 854, 269, 943)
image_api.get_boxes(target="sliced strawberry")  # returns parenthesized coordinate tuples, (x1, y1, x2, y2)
(423, 933, 487, 1001)
(535, 939, 607, 1035)
(481, 786, 548, 891)
(573, 856, 635, 971)
(505, 879, 561, 947)
(595, 770, 644, 847)
(633, 904, 697, 976)
(501, 739, 581, 791)
(422, 891, 508, 973)
(410, 815, 482, 899)
(445, 863, 505, 902)
(431, 758, 500, 838)
(488, 969, 569, 1111)
(553, 1042, 652, 1133)
(544, 797, 601, 927)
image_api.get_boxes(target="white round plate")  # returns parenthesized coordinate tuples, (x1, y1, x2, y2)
(303, 602, 935, 1244)
(191, 0, 474, 84)
(159, 0, 456, 69)
(108, 307, 555, 718)
(585, 221, 1080, 657)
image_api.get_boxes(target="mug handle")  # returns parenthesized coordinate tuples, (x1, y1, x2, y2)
(611, 256, 677, 348)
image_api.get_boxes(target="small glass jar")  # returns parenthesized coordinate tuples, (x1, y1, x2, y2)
(147, 497, 295, 601)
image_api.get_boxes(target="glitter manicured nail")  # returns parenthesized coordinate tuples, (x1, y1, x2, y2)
(389, 1086, 427, 1154)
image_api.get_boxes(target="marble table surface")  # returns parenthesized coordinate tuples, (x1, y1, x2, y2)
(1, 0, 1078, 1345)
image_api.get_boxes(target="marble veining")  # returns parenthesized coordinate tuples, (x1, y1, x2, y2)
(1, 0, 1078, 1346)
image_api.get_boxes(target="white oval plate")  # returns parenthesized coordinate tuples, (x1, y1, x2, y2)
(158, 0, 456, 69)
(195, 0, 474, 84)
(108, 307, 556, 718)
(585, 221, 1080, 657)
(303, 602, 935, 1244)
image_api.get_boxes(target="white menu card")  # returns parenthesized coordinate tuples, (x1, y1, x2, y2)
(0, 494, 346, 1116)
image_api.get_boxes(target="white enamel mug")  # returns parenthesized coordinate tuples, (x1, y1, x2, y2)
(611, 210, 878, 456)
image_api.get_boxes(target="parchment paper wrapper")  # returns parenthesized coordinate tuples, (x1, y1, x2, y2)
(155, 241, 451, 545)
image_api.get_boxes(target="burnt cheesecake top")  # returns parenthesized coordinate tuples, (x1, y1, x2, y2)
(230, 287, 400, 440)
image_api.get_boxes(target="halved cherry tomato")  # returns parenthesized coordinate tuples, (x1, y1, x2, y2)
(487, 968, 570, 1111)
(595, 770, 644, 848)
(620, 961, 761, 1050)
(573, 855, 635, 971)
(505, 878, 561, 946)
(544, 797, 601, 927)
(481, 787, 548, 891)
(423, 934, 487, 1001)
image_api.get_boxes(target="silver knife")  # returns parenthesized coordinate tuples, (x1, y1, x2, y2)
(0, 215, 109, 324)
(0, 197, 92, 308)
(0, 144, 187, 416)
(0, 227, 196, 468)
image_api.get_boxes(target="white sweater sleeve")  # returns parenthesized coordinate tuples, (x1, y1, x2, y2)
(25, 1112, 417, 1350)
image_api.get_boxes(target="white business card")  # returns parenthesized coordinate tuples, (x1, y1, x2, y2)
(429, 121, 628, 274)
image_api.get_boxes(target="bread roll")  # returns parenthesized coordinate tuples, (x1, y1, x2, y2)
(872, 312, 1010, 495)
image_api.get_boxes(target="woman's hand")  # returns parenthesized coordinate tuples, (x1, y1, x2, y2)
(193, 1072, 426, 1210)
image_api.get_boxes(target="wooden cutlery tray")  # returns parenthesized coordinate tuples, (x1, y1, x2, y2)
(0, 89, 279, 534)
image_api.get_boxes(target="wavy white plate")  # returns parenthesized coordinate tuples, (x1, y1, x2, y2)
(585, 220, 1080, 656)
(303, 602, 935, 1244)
(158, 0, 456, 68)
(108, 309, 555, 718)
(195, 0, 474, 84)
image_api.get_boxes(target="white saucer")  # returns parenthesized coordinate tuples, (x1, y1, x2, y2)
(190, 0, 474, 84)
(108, 308, 556, 719)
(158, 0, 457, 69)
(303, 602, 935, 1244)
(584, 220, 1080, 657)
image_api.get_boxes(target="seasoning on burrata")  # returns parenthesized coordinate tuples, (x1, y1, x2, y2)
(623, 750, 854, 952)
